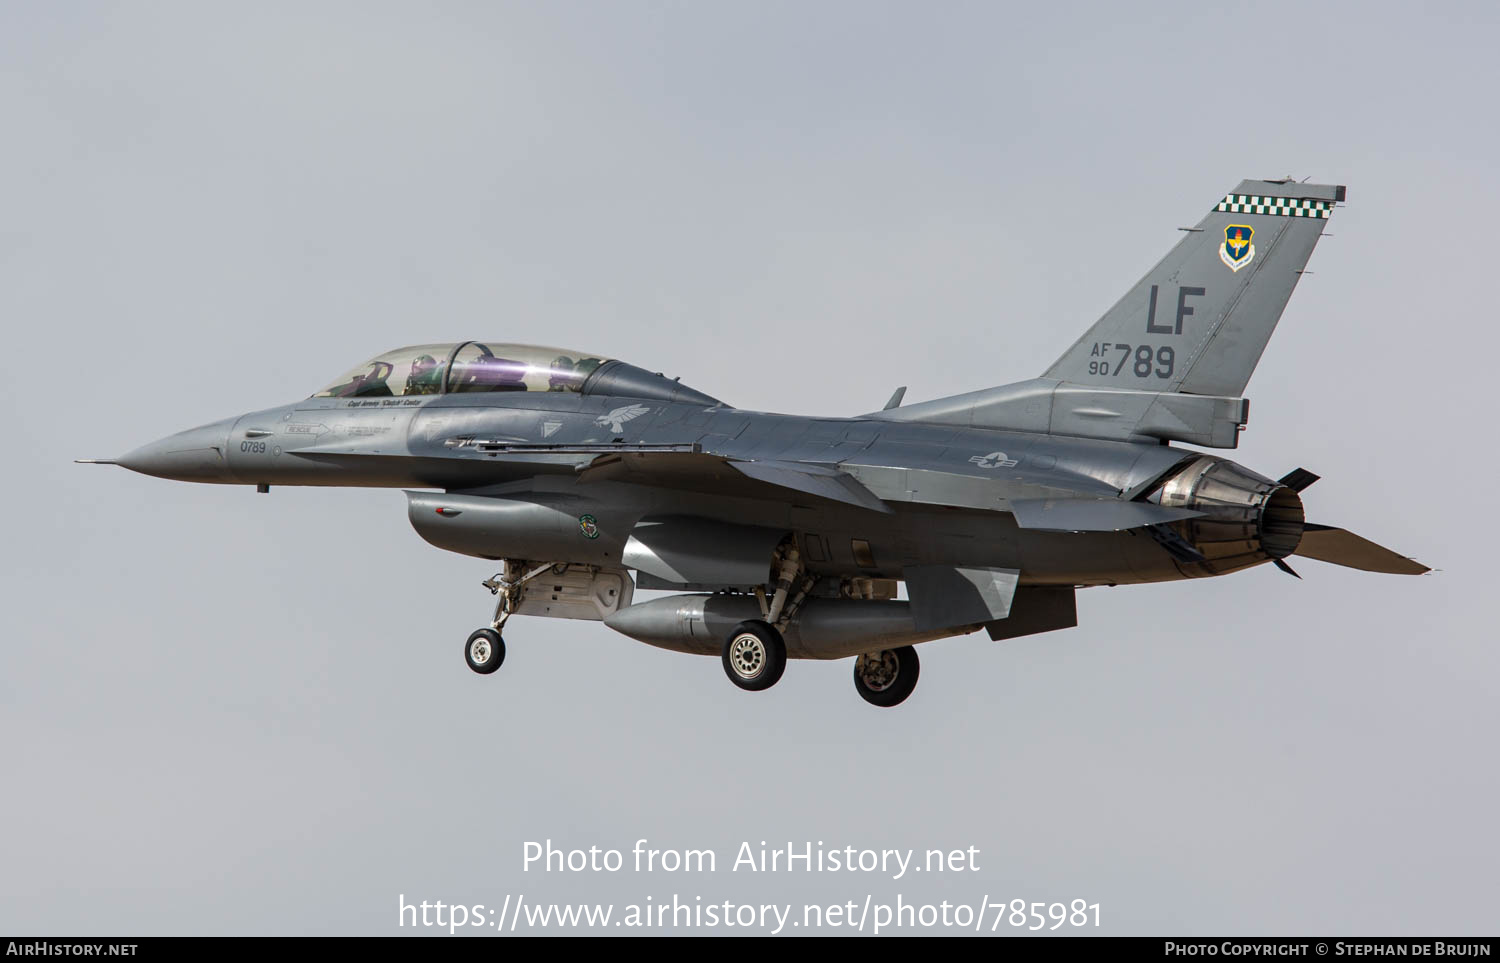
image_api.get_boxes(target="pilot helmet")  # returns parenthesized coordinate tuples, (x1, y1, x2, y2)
(548, 356, 576, 391)
(406, 354, 442, 394)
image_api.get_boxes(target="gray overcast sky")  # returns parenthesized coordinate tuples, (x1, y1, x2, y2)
(3, 1, 1496, 936)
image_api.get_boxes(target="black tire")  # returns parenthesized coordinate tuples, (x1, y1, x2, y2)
(465, 628, 505, 675)
(853, 645, 920, 707)
(721, 620, 787, 691)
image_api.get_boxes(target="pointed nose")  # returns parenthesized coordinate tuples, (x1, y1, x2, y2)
(117, 417, 237, 482)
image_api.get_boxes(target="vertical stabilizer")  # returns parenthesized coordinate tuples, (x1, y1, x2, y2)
(1043, 179, 1342, 396)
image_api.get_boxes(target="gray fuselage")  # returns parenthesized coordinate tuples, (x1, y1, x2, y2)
(136, 386, 1269, 590)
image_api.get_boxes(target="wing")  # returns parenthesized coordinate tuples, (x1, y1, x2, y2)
(576, 449, 892, 513)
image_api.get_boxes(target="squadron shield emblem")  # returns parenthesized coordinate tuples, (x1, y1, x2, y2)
(1220, 224, 1255, 272)
(578, 514, 600, 539)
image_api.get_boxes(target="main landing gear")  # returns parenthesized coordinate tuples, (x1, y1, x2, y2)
(852, 645, 920, 708)
(715, 543, 923, 707)
(716, 620, 921, 708)
(721, 620, 787, 691)
(719, 542, 803, 693)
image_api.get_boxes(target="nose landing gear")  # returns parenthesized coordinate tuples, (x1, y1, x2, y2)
(465, 628, 505, 674)
(462, 560, 555, 676)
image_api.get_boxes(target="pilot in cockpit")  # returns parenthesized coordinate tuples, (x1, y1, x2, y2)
(548, 355, 606, 391)
(405, 354, 443, 395)
(548, 356, 576, 391)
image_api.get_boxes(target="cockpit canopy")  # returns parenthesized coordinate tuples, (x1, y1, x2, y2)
(314, 341, 721, 406)
(316, 342, 609, 398)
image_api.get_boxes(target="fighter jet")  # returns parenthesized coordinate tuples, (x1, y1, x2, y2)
(81, 178, 1426, 707)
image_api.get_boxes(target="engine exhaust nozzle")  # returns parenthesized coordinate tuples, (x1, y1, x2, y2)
(1157, 456, 1305, 574)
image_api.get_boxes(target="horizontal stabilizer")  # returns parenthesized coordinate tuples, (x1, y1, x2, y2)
(1294, 524, 1429, 575)
(1010, 497, 1202, 532)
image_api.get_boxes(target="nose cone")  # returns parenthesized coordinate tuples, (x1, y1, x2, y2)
(117, 417, 237, 482)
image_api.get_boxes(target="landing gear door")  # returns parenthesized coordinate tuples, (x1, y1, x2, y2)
(512, 566, 635, 621)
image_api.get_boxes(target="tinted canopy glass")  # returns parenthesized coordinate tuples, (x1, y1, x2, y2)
(314, 342, 612, 398)
(446, 342, 608, 394)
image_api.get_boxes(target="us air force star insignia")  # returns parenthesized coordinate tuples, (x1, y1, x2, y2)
(596, 404, 651, 433)
(969, 451, 1018, 469)
(1219, 224, 1255, 272)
